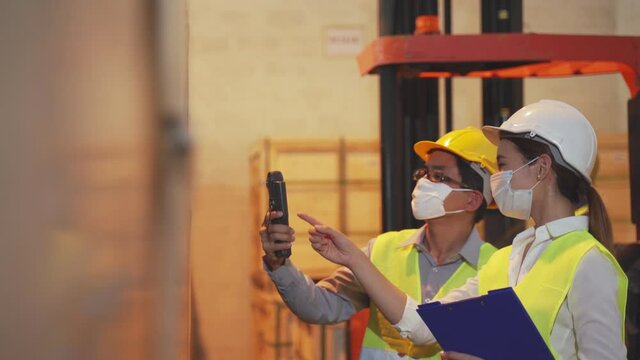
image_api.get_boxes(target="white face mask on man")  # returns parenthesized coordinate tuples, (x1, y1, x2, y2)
(490, 156, 541, 220)
(411, 178, 474, 220)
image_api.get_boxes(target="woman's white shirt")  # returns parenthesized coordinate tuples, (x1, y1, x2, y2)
(393, 216, 626, 359)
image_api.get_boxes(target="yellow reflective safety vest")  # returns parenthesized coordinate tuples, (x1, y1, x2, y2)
(478, 230, 628, 358)
(362, 228, 497, 359)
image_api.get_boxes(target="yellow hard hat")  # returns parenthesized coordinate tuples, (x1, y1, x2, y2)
(414, 126, 498, 205)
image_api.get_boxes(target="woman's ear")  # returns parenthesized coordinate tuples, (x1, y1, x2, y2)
(465, 190, 484, 212)
(536, 154, 553, 181)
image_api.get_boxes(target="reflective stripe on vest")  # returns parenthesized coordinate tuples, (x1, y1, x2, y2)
(478, 230, 628, 358)
(362, 229, 497, 359)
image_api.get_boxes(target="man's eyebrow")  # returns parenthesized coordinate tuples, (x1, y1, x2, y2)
(497, 154, 506, 161)
(425, 164, 446, 170)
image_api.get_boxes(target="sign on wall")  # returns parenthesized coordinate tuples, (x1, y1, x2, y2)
(325, 27, 364, 56)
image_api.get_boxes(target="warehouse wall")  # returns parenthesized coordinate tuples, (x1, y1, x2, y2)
(188, 1, 377, 358)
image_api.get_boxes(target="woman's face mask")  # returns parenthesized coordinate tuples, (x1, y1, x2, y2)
(490, 156, 541, 220)
(411, 178, 474, 220)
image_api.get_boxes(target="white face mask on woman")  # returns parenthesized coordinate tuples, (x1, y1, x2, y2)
(411, 178, 474, 220)
(490, 156, 541, 220)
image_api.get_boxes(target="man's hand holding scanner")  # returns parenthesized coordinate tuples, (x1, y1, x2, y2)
(260, 211, 295, 271)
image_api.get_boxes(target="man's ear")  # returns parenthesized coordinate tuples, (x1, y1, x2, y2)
(465, 190, 484, 212)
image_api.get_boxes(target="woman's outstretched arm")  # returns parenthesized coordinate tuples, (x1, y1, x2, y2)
(298, 212, 408, 324)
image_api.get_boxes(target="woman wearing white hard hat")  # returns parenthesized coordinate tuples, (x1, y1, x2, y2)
(473, 99, 627, 359)
(299, 100, 628, 359)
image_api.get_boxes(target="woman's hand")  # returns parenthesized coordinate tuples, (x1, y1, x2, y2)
(297, 212, 364, 268)
(300, 212, 410, 326)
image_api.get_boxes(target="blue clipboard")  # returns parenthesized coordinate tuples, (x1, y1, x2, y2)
(416, 287, 554, 360)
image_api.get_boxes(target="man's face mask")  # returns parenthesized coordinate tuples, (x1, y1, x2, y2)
(411, 178, 474, 220)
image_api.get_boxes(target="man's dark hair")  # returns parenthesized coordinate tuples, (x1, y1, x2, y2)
(455, 156, 486, 223)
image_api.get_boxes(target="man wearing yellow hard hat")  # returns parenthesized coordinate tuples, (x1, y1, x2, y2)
(261, 127, 498, 359)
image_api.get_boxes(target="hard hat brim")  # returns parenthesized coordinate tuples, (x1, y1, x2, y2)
(481, 126, 502, 146)
(482, 125, 534, 146)
(414, 140, 477, 165)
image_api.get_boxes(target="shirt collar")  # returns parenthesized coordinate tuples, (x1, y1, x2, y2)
(544, 215, 589, 237)
(512, 215, 589, 248)
(397, 226, 426, 248)
(397, 225, 484, 268)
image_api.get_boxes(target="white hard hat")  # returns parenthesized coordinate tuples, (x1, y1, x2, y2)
(482, 99, 597, 183)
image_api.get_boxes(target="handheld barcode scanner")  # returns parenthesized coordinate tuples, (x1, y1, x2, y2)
(266, 171, 291, 258)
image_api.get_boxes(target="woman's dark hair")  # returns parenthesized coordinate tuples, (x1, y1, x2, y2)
(506, 137, 613, 250)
